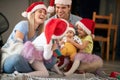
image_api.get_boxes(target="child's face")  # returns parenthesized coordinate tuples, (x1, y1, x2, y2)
(65, 30, 74, 38)
(76, 25, 87, 37)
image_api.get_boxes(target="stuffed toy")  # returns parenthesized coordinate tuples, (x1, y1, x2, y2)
(60, 36, 82, 61)
(21, 18, 69, 64)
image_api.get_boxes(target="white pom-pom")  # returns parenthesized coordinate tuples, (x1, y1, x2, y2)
(92, 34, 95, 39)
(21, 11, 28, 17)
(47, 6, 54, 13)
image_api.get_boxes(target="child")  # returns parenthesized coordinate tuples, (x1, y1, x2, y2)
(21, 18, 70, 77)
(64, 18, 103, 76)
(58, 24, 82, 70)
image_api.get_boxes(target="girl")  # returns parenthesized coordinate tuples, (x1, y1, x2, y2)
(21, 18, 70, 76)
(64, 18, 103, 76)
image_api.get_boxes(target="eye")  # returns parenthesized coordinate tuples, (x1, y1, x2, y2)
(38, 9, 46, 15)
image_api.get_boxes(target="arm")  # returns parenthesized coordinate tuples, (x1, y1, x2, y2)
(43, 41, 60, 60)
(67, 37, 89, 50)
(13, 21, 28, 41)
(73, 35, 82, 45)
(15, 30, 24, 40)
(43, 45, 53, 60)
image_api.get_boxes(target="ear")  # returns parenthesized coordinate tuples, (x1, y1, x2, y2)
(68, 5, 71, 11)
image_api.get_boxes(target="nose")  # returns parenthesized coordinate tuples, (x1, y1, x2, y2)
(57, 8, 63, 13)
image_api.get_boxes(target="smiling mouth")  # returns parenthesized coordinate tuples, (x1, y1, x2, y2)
(59, 14, 63, 17)
(39, 17, 44, 20)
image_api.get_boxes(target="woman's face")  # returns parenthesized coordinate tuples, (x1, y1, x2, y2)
(34, 9, 47, 25)
(55, 4, 71, 20)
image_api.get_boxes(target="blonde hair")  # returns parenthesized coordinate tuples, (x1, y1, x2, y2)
(27, 13, 44, 39)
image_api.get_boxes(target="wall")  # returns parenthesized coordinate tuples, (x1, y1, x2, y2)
(115, 0, 120, 59)
(99, 0, 120, 59)
(0, 0, 28, 43)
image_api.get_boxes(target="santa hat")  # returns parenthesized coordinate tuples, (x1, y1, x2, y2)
(47, 0, 55, 13)
(21, 2, 47, 19)
(76, 18, 95, 36)
(55, 0, 72, 5)
(45, 18, 69, 44)
(47, 0, 72, 13)
(68, 23, 75, 34)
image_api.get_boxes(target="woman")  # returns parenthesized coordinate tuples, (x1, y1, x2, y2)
(1, 2, 48, 77)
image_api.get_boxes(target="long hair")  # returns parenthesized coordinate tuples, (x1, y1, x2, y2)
(27, 13, 44, 39)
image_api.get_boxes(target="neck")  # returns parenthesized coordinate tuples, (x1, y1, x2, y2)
(34, 22, 40, 31)
(64, 14, 70, 21)
(57, 14, 70, 21)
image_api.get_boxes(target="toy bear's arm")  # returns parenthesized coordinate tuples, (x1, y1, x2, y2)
(73, 35, 82, 45)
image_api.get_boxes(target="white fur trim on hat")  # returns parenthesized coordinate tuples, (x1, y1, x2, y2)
(76, 21, 91, 35)
(52, 19, 69, 39)
(21, 4, 47, 18)
(31, 4, 47, 13)
(68, 27, 75, 34)
(55, 0, 72, 5)
(21, 12, 28, 17)
(47, 6, 55, 13)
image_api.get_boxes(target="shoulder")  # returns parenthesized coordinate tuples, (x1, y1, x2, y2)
(70, 14, 82, 20)
(15, 20, 28, 26)
(69, 14, 82, 26)
(14, 20, 28, 30)
(14, 20, 28, 34)
(71, 14, 82, 19)
(84, 35, 93, 42)
(15, 20, 28, 28)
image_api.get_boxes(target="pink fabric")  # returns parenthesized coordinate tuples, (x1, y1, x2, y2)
(21, 41, 43, 61)
(75, 52, 102, 63)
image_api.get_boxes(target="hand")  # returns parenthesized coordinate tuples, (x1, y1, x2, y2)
(52, 43, 58, 51)
(59, 40, 65, 45)
(66, 37, 74, 43)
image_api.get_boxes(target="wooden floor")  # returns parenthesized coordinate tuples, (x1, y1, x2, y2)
(103, 60, 120, 75)
(0, 60, 120, 80)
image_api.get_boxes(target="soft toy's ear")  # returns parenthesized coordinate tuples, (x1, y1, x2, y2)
(73, 35, 82, 45)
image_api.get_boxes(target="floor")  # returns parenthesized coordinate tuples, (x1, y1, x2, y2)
(0, 60, 120, 80)
(103, 60, 120, 75)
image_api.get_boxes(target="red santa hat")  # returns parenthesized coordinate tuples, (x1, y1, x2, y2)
(76, 18, 95, 36)
(47, 0, 55, 13)
(21, 2, 47, 19)
(47, 0, 72, 13)
(45, 18, 69, 44)
(68, 23, 75, 34)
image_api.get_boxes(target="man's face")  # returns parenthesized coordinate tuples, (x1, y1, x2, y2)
(55, 4, 71, 20)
